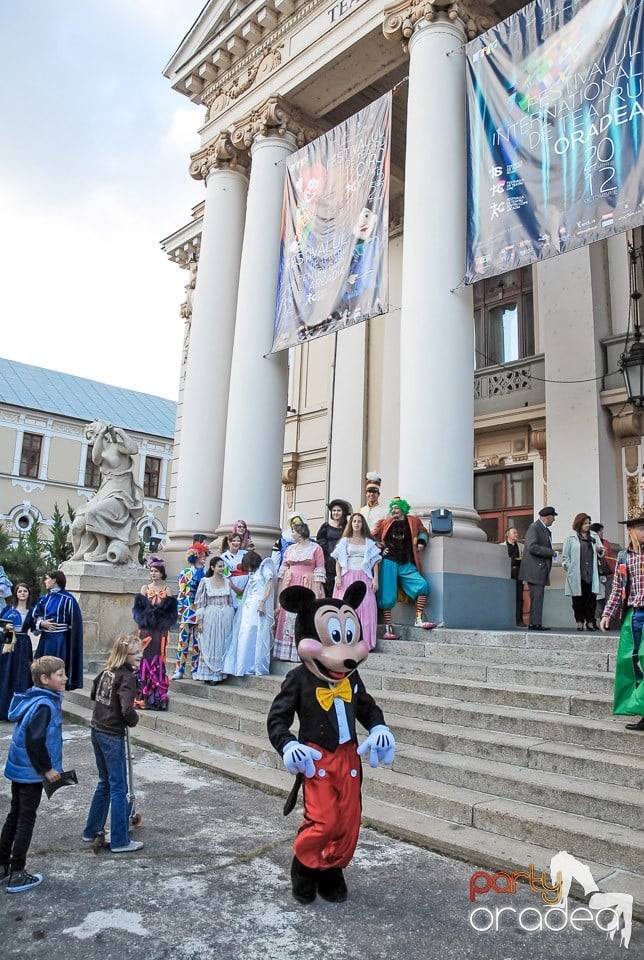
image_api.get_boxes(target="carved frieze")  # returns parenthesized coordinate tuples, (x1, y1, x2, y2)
(383, 0, 498, 50)
(206, 45, 285, 122)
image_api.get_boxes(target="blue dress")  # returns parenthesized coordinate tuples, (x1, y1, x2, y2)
(24, 588, 84, 690)
(0, 605, 33, 720)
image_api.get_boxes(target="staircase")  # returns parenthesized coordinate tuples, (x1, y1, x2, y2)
(63, 625, 644, 917)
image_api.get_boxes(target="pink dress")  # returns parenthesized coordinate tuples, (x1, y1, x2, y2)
(332, 537, 381, 651)
(273, 542, 325, 661)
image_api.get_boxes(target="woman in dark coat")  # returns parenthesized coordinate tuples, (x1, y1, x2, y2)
(0, 583, 34, 720)
(315, 499, 352, 597)
(132, 558, 178, 710)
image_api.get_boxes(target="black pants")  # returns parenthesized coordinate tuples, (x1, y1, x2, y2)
(528, 582, 545, 626)
(0, 781, 43, 871)
(571, 580, 597, 625)
(513, 577, 524, 624)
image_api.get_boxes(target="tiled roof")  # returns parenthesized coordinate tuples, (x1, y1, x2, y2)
(0, 358, 176, 439)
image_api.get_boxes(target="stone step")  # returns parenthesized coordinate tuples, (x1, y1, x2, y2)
(377, 639, 611, 671)
(392, 744, 644, 829)
(389, 626, 618, 653)
(61, 695, 644, 909)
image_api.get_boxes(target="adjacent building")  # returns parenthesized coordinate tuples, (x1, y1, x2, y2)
(0, 357, 176, 548)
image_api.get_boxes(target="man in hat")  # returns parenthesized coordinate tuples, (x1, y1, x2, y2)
(359, 472, 388, 530)
(600, 507, 644, 731)
(372, 498, 434, 637)
(518, 507, 558, 631)
(174, 541, 209, 679)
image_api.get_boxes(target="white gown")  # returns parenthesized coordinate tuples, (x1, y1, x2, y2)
(223, 558, 276, 677)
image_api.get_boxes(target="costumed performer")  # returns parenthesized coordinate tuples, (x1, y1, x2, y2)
(316, 499, 352, 597)
(132, 557, 177, 710)
(271, 512, 310, 569)
(174, 541, 209, 680)
(267, 582, 396, 904)
(223, 552, 276, 677)
(25, 571, 83, 690)
(372, 498, 434, 638)
(193, 555, 234, 684)
(221, 533, 248, 611)
(0, 583, 34, 721)
(332, 513, 381, 651)
(600, 506, 644, 731)
(274, 523, 325, 662)
(359, 472, 388, 529)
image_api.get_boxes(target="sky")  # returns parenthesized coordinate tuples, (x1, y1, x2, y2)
(0, 0, 208, 401)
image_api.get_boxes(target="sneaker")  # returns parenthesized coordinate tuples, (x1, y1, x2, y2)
(111, 840, 144, 854)
(82, 832, 110, 844)
(7, 869, 43, 893)
(382, 628, 398, 640)
(171, 671, 184, 680)
(415, 618, 439, 630)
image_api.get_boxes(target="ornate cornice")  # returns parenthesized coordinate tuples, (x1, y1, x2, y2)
(189, 130, 250, 181)
(229, 95, 320, 151)
(383, 0, 498, 50)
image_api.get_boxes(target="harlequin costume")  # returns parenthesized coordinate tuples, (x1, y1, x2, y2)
(372, 497, 433, 636)
(267, 582, 395, 903)
(174, 542, 209, 679)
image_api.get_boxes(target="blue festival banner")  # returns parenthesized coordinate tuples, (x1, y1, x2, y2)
(271, 93, 390, 353)
(466, 0, 644, 283)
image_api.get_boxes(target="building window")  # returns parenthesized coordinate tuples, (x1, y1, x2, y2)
(474, 467, 534, 544)
(19, 433, 42, 478)
(84, 456, 102, 490)
(143, 457, 161, 499)
(474, 267, 535, 370)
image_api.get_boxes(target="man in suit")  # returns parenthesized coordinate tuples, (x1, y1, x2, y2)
(519, 507, 558, 630)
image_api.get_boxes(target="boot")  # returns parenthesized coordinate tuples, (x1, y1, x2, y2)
(625, 717, 644, 731)
(317, 867, 348, 903)
(290, 856, 317, 904)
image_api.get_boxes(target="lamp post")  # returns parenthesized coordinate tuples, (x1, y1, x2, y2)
(619, 244, 644, 410)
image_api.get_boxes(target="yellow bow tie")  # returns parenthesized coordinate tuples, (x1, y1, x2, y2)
(316, 677, 352, 712)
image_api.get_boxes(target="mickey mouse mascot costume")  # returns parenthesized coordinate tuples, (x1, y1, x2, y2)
(267, 581, 395, 904)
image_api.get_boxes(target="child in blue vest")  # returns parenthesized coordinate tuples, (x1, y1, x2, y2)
(0, 656, 66, 892)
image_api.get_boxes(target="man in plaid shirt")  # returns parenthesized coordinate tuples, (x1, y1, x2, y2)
(600, 509, 644, 731)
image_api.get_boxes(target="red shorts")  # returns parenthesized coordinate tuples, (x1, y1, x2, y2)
(293, 741, 363, 870)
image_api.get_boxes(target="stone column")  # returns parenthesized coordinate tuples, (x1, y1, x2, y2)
(384, 1, 488, 540)
(165, 133, 249, 564)
(218, 98, 317, 555)
(383, 2, 515, 629)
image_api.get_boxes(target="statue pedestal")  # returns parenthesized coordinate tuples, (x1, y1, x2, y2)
(61, 560, 149, 663)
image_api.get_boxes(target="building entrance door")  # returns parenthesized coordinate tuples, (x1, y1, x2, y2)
(474, 467, 534, 543)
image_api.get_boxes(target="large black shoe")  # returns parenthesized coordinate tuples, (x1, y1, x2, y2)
(290, 856, 317, 904)
(317, 867, 348, 903)
(529, 624, 550, 631)
(625, 717, 644, 731)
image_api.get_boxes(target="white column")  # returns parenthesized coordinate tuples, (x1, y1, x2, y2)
(398, 16, 483, 539)
(169, 161, 248, 548)
(219, 133, 295, 552)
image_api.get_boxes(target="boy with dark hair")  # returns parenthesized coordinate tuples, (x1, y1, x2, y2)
(0, 656, 66, 892)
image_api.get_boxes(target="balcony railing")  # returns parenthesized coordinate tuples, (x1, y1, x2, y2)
(474, 354, 545, 416)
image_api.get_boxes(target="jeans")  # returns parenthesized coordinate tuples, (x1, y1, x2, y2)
(0, 781, 43, 871)
(84, 729, 130, 849)
(631, 609, 644, 685)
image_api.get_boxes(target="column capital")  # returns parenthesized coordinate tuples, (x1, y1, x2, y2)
(229, 95, 320, 153)
(383, 0, 498, 50)
(189, 130, 250, 181)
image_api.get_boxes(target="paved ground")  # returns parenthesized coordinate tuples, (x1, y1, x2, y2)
(0, 721, 639, 960)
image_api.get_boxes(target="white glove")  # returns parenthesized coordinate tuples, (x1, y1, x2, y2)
(282, 741, 322, 778)
(357, 724, 396, 767)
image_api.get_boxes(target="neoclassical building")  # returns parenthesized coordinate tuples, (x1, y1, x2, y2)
(161, 0, 640, 626)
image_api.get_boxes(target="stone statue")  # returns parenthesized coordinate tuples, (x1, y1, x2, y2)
(71, 421, 145, 565)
